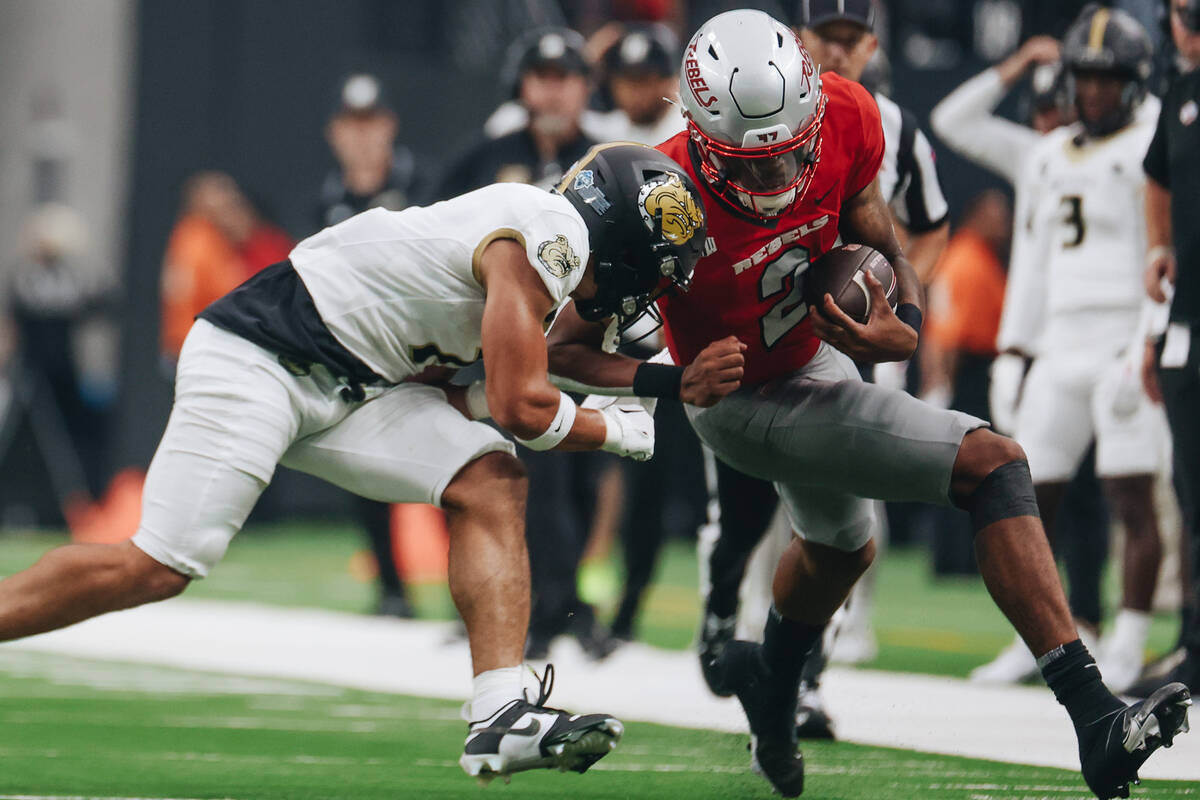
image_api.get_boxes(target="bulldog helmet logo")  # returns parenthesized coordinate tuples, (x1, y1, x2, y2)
(638, 174, 704, 245)
(536, 234, 580, 278)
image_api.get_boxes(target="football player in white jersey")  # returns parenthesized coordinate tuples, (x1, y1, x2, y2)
(931, 34, 1116, 686)
(987, 6, 1170, 692)
(0, 143, 743, 785)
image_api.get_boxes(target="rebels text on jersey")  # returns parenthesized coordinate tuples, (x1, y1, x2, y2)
(656, 72, 885, 385)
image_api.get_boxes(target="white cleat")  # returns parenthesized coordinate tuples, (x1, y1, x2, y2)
(459, 664, 623, 783)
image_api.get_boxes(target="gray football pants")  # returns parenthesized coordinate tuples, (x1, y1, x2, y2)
(687, 343, 986, 552)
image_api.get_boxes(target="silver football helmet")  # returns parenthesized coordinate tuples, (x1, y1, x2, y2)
(680, 9, 826, 218)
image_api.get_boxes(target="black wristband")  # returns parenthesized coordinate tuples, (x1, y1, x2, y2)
(896, 303, 923, 335)
(633, 362, 685, 399)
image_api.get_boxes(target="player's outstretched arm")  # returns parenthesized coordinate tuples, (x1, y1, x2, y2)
(477, 239, 608, 450)
(810, 179, 920, 363)
(546, 301, 745, 407)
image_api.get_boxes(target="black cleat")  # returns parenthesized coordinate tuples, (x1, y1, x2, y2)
(698, 608, 738, 696)
(794, 681, 836, 740)
(723, 641, 805, 797)
(1077, 682, 1192, 799)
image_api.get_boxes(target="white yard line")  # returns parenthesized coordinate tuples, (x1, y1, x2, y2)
(7, 598, 1198, 781)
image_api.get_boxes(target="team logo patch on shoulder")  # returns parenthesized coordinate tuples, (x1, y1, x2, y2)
(537, 234, 580, 278)
(638, 173, 704, 245)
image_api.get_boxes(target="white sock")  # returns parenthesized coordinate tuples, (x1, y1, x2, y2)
(1108, 609, 1152, 653)
(471, 665, 526, 722)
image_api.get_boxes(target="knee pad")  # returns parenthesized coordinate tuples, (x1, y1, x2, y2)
(961, 459, 1040, 534)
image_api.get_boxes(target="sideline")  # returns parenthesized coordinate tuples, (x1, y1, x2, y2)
(8, 598, 1198, 781)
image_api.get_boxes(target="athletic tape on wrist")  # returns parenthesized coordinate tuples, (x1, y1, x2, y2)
(632, 362, 684, 400)
(896, 303, 923, 335)
(516, 391, 576, 451)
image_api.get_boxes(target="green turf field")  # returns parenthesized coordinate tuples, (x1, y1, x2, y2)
(0, 525, 1181, 677)
(0, 527, 1194, 798)
(0, 649, 1194, 800)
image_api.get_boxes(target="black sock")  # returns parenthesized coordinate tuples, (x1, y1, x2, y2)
(763, 606, 826, 687)
(1039, 639, 1124, 727)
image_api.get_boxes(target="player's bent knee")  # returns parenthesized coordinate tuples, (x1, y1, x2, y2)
(951, 429, 1025, 498)
(441, 450, 527, 515)
(123, 542, 191, 602)
(955, 454, 1040, 535)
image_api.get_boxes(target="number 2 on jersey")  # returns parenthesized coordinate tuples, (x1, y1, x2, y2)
(758, 246, 812, 349)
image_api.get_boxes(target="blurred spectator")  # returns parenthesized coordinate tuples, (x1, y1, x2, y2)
(160, 172, 291, 363)
(318, 74, 421, 619)
(919, 189, 1010, 577)
(319, 74, 425, 228)
(1135, 0, 1200, 696)
(439, 28, 617, 659)
(923, 189, 1011, 417)
(586, 24, 698, 641)
(4, 203, 113, 503)
(448, 27, 597, 193)
(588, 25, 685, 145)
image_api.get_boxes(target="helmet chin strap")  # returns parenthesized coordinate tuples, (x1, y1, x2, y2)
(735, 187, 796, 217)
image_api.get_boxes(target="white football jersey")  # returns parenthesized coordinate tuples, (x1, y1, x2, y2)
(1008, 97, 1160, 356)
(290, 183, 589, 382)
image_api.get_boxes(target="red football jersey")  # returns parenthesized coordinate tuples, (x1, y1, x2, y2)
(656, 72, 885, 385)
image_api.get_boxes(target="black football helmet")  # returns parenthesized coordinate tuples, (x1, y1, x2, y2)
(557, 143, 707, 333)
(1062, 4, 1152, 137)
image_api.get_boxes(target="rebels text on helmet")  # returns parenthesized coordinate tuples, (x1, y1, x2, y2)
(685, 37, 718, 108)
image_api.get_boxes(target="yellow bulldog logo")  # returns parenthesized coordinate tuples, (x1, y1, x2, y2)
(638, 173, 704, 245)
(537, 234, 580, 278)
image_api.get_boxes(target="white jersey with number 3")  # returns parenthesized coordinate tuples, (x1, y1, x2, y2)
(1012, 98, 1159, 356)
(289, 183, 589, 382)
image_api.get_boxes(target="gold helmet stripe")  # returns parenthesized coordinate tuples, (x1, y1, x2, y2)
(556, 141, 646, 193)
(1088, 8, 1112, 53)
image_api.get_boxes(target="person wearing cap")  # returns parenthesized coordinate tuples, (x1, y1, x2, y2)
(589, 24, 686, 146)
(1136, 0, 1200, 698)
(439, 28, 621, 662)
(441, 28, 597, 197)
(317, 73, 426, 620)
(320, 73, 423, 229)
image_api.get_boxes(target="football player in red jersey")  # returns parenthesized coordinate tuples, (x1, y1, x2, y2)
(548, 9, 1190, 799)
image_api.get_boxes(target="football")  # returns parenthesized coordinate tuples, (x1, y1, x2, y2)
(804, 244, 899, 324)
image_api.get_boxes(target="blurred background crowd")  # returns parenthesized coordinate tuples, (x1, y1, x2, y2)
(0, 0, 1192, 677)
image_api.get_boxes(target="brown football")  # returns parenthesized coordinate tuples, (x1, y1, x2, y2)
(804, 244, 898, 324)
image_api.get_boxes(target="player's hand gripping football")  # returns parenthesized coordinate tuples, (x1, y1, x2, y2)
(680, 336, 747, 407)
(810, 271, 918, 363)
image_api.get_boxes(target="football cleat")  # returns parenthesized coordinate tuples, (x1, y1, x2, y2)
(698, 607, 739, 697)
(794, 680, 836, 740)
(459, 664, 624, 784)
(723, 641, 805, 797)
(1077, 682, 1191, 799)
